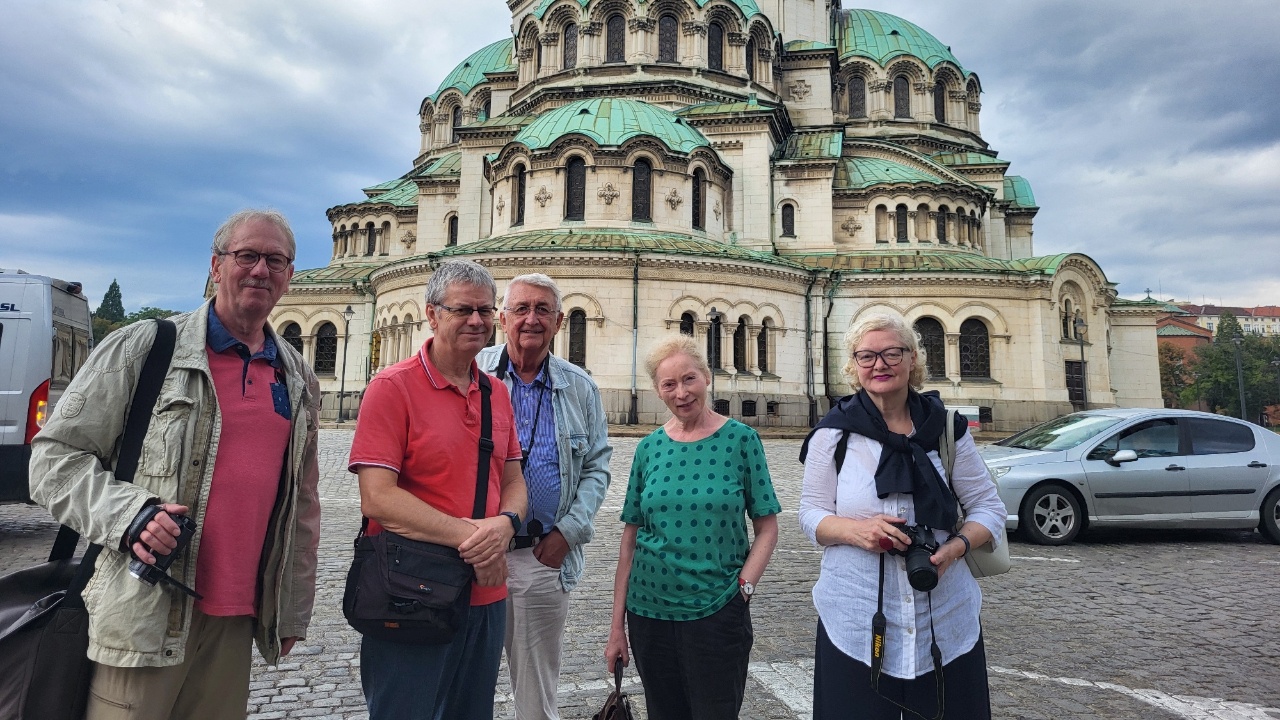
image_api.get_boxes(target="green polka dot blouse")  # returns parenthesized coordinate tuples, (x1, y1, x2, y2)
(621, 419, 782, 621)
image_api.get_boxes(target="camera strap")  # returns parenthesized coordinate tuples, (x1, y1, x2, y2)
(870, 552, 946, 720)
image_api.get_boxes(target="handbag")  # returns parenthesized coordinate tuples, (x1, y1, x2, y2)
(940, 409, 1011, 577)
(342, 372, 493, 645)
(0, 319, 175, 720)
(591, 661, 635, 720)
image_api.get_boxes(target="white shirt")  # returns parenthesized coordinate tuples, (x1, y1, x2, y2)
(798, 427, 1007, 679)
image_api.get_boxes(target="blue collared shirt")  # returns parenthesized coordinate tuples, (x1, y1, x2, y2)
(207, 304, 289, 418)
(508, 360, 561, 535)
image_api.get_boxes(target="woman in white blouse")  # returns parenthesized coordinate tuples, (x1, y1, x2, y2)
(798, 313, 1006, 720)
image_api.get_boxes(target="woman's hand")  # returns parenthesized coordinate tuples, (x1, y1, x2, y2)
(929, 536, 967, 578)
(605, 625, 630, 671)
(825, 514, 912, 552)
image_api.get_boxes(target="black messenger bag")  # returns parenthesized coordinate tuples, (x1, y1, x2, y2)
(342, 372, 494, 645)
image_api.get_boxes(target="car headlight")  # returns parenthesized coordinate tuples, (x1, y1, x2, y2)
(990, 466, 1012, 479)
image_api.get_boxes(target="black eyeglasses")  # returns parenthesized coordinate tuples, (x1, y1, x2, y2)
(503, 304, 558, 318)
(852, 347, 912, 368)
(218, 250, 293, 273)
(437, 304, 498, 319)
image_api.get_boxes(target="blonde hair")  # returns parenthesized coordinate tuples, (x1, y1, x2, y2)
(841, 313, 926, 391)
(644, 335, 711, 387)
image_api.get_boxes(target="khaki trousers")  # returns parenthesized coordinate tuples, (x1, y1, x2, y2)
(503, 546, 571, 720)
(85, 610, 254, 720)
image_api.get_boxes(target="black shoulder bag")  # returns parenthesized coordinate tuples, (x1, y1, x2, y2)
(0, 319, 176, 720)
(342, 372, 495, 645)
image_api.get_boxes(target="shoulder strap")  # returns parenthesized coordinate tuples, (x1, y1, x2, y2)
(471, 371, 494, 519)
(493, 345, 510, 381)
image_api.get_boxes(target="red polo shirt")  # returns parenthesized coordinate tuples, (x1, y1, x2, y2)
(348, 338, 522, 606)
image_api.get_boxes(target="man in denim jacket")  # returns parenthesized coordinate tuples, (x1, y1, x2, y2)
(477, 273, 612, 720)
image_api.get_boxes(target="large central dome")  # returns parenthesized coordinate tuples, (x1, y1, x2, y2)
(838, 9, 968, 74)
(513, 98, 711, 154)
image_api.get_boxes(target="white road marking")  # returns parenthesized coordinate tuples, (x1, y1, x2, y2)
(746, 660, 1280, 720)
(1009, 555, 1082, 563)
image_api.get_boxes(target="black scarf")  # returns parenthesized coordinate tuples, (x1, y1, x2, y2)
(800, 389, 960, 531)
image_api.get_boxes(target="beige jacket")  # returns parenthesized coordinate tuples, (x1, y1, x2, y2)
(29, 300, 321, 668)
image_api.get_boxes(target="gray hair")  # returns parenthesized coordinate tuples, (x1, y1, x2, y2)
(211, 209, 296, 258)
(644, 334, 711, 387)
(842, 312, 926, 391)
(506, 273, 562, 311)
(425, 260, 497, 306)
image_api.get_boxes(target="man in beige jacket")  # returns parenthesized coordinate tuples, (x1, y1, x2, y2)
(29, 209, 321, 720)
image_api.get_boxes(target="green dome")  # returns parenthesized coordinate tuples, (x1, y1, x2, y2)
(513, 98, 710, 154)
(837, 9, 968, 75)
(430, 38, 515, 101)
(531, 0, 760, 20)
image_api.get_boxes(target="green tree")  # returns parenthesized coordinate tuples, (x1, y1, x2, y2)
(123, 307, 181, 324)
(96, 280, 125, 323)
(1158, 342, 1189, 408)
(1182, 312, 1280, 420)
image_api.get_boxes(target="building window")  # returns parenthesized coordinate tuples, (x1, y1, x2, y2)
(535, 37, 543, 73)
(447, 215, 458, 247)
(692, 168, 706, 230)
(452, 106, 463, 143)
(849, 76, 866, 118)
(565, 156, 586, 220)
(757, 319, 771, 373)
(632, 159, 652, 222)
(281, 322, 303, 354)
(563, 23, 578, 69)
(366, 222, 376, 255)
(314, 322, 337, 375)
(934, 80, 946, 123)
(707, 313, 722, 369)
(767, 400, 780, 416)
(1062, 299, 1074, 339)
(568, 309, 587, 367)
(513, 164, 527, 225)
(680, 312, 695, 336)
(959, 319, 991, 379)
(895, 204, 908, 242)
(606, 15, 625, 63)
(708, 22, 724, 71)
(482, 98, 492, 121)
(658, 14, 678, 63)
(381, 221, 391, 253)
(893, 76, 910, 119)
(745, 38, 756, 81)
(742, 400, 757, 417)
(714, 399, 730, 414)
(914, 317, 945, 379)
(937, 205, 948, 243)
(781, 203, 796, 237)
(733, 317, 748, 372)
(875, 205, 889, 243)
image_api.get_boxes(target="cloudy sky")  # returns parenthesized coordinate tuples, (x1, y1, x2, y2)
(2, 0, 1277, 313)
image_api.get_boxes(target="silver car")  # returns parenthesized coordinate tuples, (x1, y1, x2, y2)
(977, 408, 1280, 545)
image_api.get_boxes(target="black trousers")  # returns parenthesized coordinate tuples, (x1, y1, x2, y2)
(627, 593, 752, 720)
(813, 620, 992, 720)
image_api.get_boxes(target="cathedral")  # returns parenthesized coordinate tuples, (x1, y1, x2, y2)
(267, 0, 1163, 430)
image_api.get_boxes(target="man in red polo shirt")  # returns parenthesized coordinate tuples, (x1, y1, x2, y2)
(349, 259, 527, 720)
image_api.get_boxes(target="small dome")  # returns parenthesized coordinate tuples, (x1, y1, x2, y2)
(531, 0, 761, 20)
(430, 38, 516, 101)
(838, 9, 968, 75)
(513, 98, 711, 154)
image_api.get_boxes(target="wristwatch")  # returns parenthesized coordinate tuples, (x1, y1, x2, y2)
(738, 577, 755, 602)
(500, 511, 521, 534)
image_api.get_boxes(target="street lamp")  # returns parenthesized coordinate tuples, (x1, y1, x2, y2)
(338, 305, 355, 423)
(1231, 334, 1246, 421)
(1073, 316, 1088, 409)
(707, 307, 724, 409)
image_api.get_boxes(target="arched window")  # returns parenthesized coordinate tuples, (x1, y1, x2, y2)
(606, 15, 626, 63)
(568, 309, 587, 367)
(936, 205, 949, 243)
(781, 203, 796, 237)
(757, 319, 771, 373)
(707, 313, 722, 369)
(658, 14, 679, 63)
(849, 76, 867, 118)
(565, 156, 586, 220)
(691, 168, 706, 230)
(632, 159, 652, 221)
(875, 204, 889, 243)
(914, 317, 945, 379)
(959, 319, 991, 379)
(895, 204, 908, 242)
(680, 311, 695, 336)
(708, 22, 724, 71)
(893, 75, 910, 118)
(745, 38, 756, 81)
(535, 38, 543, 73)
(380, 221, 391, 254)
(452, 106, 463, 143)
(934, 80, 947, 123)
(447, 215, 458, 247)
(733, 317, 748, 372)
(314, 323, 337, 375)
(563, 23, 578, 69)
(1062, 299, 1074, 339)
(365, 222, 376, 255)
(281, 322, 303, 354)
(482, 98, 492, 121)
(513, 164, 526, 226)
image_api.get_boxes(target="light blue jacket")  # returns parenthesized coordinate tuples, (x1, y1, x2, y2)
(477, 345, 612, 591)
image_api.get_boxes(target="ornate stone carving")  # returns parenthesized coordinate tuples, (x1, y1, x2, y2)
(400, 230, 416, 248)
(713, 201, 722, 221)
(914, 81, 932, 94)
(788, 79, 812, 101)
(517, 47, 534, 61)
(968, 101, 983, 112)
(597, 183, 620, 205)
(682, 21, 707, 36)
(628, 17, 654, 32)
(581, 21, 603, 36)
(841, 217, 862, 236)
(539, 32, 559, 45)
(869, 80, 892, 93)
(496, 197, 505, 215)
(665, 188, 683, 210)
(949, 90, 968, 101)
(535, 186, 553, 207)
(419, 121, 430, 133)
(727, 32, 748, 46)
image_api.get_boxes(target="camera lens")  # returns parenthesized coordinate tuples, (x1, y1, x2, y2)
(904, 548, 939, 592)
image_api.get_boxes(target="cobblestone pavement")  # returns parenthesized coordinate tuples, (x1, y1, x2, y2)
(3, 430, 1279, 719)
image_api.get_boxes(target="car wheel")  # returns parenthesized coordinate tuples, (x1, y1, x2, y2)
(1021, 483, 1082, 545)
(1260, 486, 1280, 545)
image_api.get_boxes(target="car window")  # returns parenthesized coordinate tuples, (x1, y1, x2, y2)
(1087, 418, 1182, 460)
(1000, 413, 1123, 451)
(1186, 418, 1255, 455)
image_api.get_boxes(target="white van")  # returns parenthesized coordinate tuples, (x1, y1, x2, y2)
(0, 269, 93, 503)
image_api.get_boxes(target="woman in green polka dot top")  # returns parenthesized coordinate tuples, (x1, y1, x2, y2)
(605, 335, 781, 720)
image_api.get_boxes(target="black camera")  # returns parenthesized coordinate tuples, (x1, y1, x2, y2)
(888, 524, 941, 592)
(126, 505, 201, 598)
